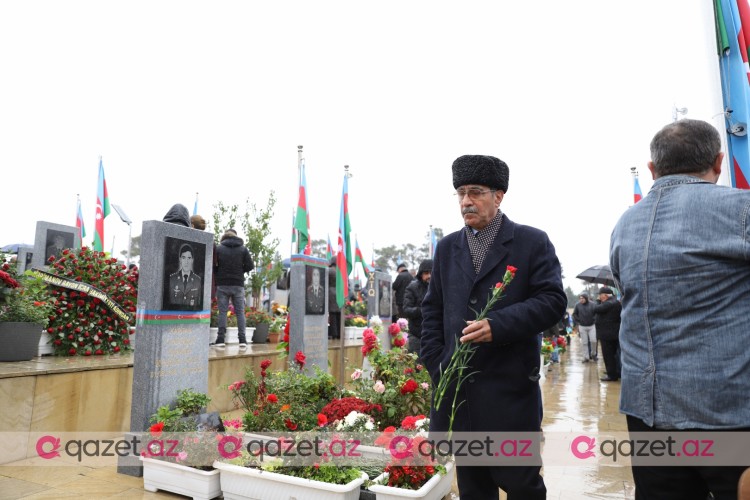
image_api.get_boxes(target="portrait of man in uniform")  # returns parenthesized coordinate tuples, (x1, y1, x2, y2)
(163, 238, 205, 311)
(45, 230, 74, 262)
(378, 280, 391, 319)
(305, 265, 325, 315)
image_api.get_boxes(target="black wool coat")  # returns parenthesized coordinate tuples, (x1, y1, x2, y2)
(421, 215, 567, 433)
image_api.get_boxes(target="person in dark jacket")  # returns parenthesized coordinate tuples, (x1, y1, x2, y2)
(421, 155, 567, 500)
(593, 287, 621, 381)
(212, 229, 254, 348)
(162, 204, 190, 227)
(402, 259, 432, 356)
(572, 293, 597, 362)
(391, 263, 414, 321)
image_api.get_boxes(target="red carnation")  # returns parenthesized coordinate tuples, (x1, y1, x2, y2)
(284, 419, 298, 431)
(393, 336, 406, 348)
(388, 323, 401, 336)
(260, 359, 272, 369)
(150, 421, 164, 437)
(400, 379, 419, 395)
(267, 393, 278, 403)
(317, 413, 328, 427)
(294, 351, 306, 368)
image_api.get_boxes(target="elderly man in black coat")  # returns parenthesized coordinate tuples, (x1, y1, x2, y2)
(421, 155, 567, 500)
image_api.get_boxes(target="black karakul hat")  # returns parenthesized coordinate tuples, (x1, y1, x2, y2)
(452, 155, 509, 192)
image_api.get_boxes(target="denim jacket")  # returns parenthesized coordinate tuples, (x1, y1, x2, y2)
(610, 175, 750, 429)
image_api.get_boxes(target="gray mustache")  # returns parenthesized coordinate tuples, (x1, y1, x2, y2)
(462, 207, 478, 215)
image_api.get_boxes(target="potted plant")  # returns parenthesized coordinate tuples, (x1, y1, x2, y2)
(246, 307, 271, 343)
(0, 258, 54, 362)
(367, 416, 454, 500)
(215, 449, 367, 500)
(141, 388, 225, 500)
(267, 316, 285, 343)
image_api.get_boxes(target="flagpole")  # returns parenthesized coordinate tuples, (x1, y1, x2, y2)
(429, 224, 433, 257)
(296, 145, 304, 254)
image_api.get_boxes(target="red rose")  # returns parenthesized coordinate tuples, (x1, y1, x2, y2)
(95, 349, 103, 355)
(68, 348, 77, 355)
(393, 336, 406, 348)
(267, 394, 278, 403)
(260, 359, 272, 369)
(317, 413, 328, 427)
(53, 340, 62, 346)
(388, 323, 401, 336)
(284, 419, 298, 431)
(506, 265, 517, 275)
(113, 346, 120, 352)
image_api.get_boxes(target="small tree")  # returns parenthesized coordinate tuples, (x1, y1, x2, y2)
(212, 194, 283, 309)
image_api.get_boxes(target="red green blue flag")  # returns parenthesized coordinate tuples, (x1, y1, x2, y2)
(294, 162, 311, 254)
(336, 175, 349, 307)
(343, 176, 352, 275)
(94, 158, 110, 251)
(326, 234, 333, 262)
(76, 197, 86, 240)
(715, 0, 750, 188)
(634, 177, 643, 203)
(355, 237, 370, 274)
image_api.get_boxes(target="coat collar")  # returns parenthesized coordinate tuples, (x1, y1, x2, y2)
(452, 214, 514, 283)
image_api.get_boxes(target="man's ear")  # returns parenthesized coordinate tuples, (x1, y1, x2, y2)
(647, 161, 657, 180)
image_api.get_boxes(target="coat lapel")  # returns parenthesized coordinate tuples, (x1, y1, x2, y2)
(476, 215, 513, 284)
(452, 229, 477, 281)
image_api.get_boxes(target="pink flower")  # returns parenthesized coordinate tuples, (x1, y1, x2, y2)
(421, 382, 429, 390)
(351, 369, 363, 380)
(373, 380, 386, 393)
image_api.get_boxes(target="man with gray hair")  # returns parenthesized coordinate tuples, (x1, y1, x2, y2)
(611, 119, 750, 498)
(421, 155, 566, 499)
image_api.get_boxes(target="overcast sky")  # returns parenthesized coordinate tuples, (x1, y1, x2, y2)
(0, 0, 727, 292)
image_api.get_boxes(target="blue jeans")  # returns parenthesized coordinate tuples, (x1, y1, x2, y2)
(216, 285, 246, 343)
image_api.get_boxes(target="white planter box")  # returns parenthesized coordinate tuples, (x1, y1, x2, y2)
(37, 332, 54, 356)
(214, 461, 366, 500)
(368, 461, 454, 500)
(210, 327, 251, 344)
(141, 456, 221, 500)
(344, 326, 366, 339)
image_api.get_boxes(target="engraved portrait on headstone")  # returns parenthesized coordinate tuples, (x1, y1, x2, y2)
(45, 229, 74, 261)
(163, 237, 206, 311)
(378, 279, 391, 318)
(305, 265, 325, 315)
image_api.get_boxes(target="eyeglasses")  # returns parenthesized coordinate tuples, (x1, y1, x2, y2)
(454, 187, 495, 200)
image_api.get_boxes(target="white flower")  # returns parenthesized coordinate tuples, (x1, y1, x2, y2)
(421, 382, 429, 390)
(369, 316, 383, 327)
(373, 380, 385, 393)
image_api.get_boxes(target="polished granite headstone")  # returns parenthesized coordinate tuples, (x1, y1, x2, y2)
(16, 245, 33, 273)
(288, 255, 328, 375)
(367, 270, 392, 349)
(31, 221, 80, 269)
(118, 220, 213, 476)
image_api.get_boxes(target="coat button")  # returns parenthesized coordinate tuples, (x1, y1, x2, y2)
(469, 297, 478, 305)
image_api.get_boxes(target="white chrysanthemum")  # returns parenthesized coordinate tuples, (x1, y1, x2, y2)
(369, 316, 383, 327)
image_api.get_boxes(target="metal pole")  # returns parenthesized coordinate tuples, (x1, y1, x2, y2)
(126, 223, 132, 267)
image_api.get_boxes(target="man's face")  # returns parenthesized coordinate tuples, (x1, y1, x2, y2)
(422, 271, 431, 283)
(579, 296, 586, 303)
(457, 184, 504, 230)
(54, 236, 65, 247)
(179, 250, 194, 274)
(312, 268, 320, 286)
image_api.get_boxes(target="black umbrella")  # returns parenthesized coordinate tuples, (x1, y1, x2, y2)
(576, 264, 616, 287)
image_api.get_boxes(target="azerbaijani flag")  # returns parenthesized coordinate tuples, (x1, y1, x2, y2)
(294, 162, 311, 254)
(715, 0, 750, 188)
(326, 234, 333, 262)
(93, 158, 111, 251)
(336, 175, 349, 307)
(343, 175, 353, 275)
(633, 177, 643, 203)
(193, 193, 199, 216)
(430, 227, 438, 257)
(355, 237, 370, 274)
(76, 197, 86, 240)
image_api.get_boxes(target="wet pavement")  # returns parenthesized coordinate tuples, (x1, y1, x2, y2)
(0, 335, 634, 499)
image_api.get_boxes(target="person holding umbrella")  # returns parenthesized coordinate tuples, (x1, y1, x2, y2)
(593, 287, 620, 381)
